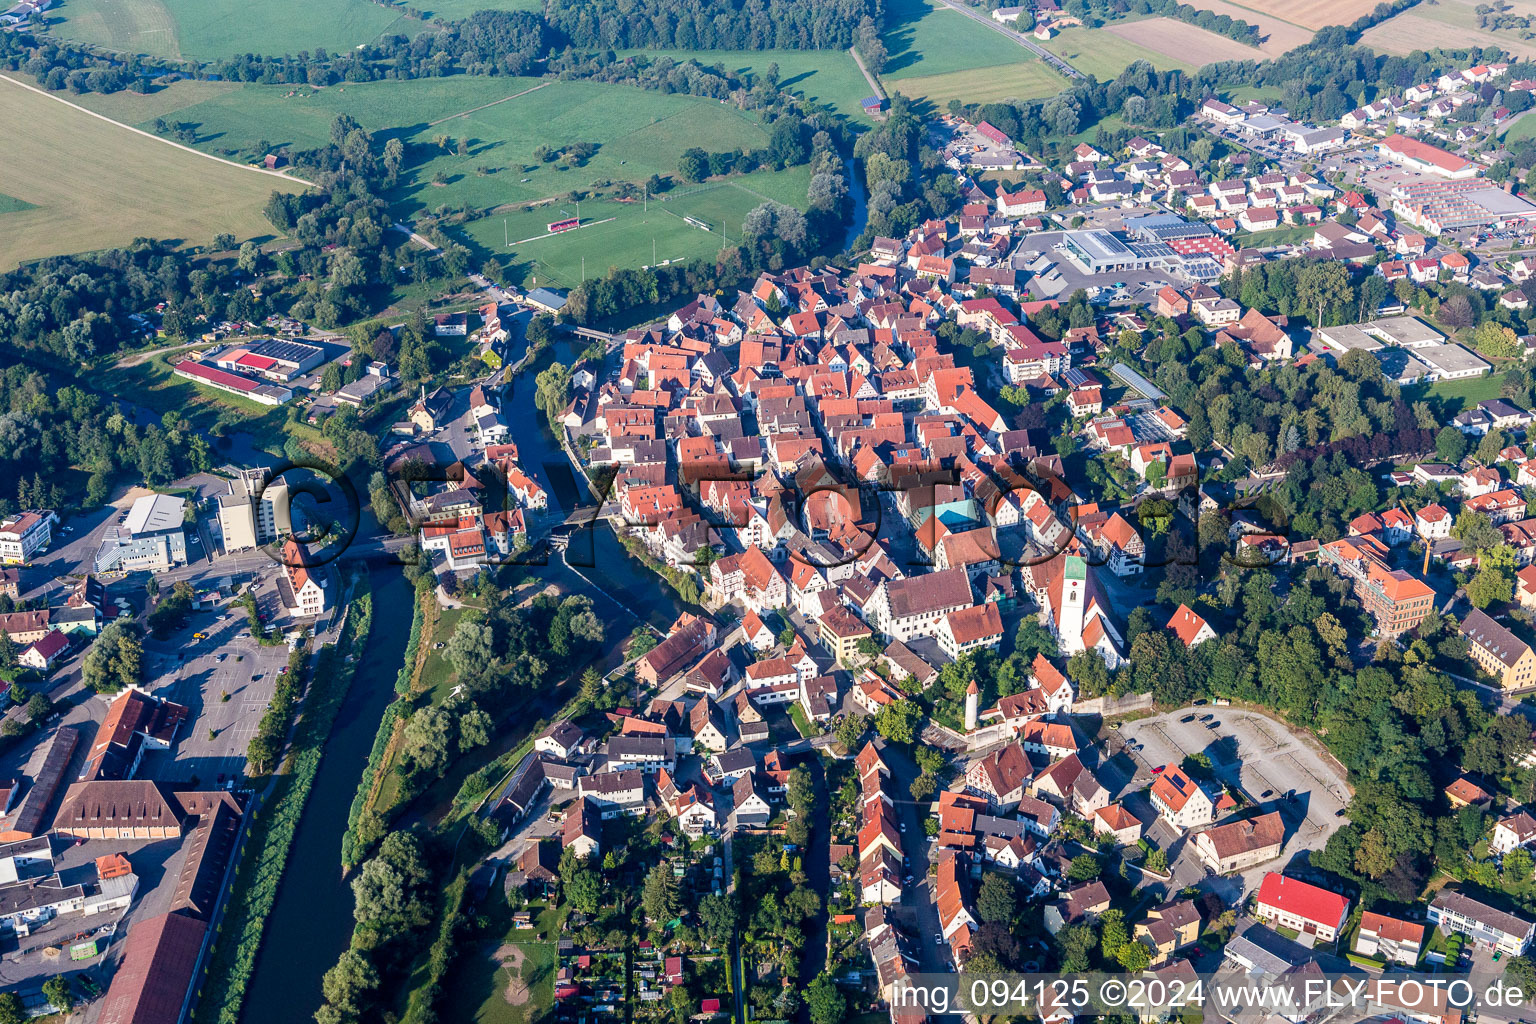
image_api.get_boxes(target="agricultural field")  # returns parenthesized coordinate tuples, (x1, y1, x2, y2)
(46, 0, 428, 60)
(1362, 0, 1536, 61)
(455, 166, 815, 289)
(1187, 0, 1379, 30)
(126, 77, 536, 157)
(390, 80, 778, 217)
(106, 77, 787, 218)
(1179, 0, 1316, 53)
(0, 75, 304, 269)
(889, 62, 1062, 106)
(1037, 20, 1264, 79)
(615, 48, 878, 121)
(1101, 18, 1266, 67)
(881, 0, 1040, 79)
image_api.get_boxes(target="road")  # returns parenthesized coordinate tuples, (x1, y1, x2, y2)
(928, 0, 1082, 79)
(849, 46, 886, 105)
(882, 745, 948, 972)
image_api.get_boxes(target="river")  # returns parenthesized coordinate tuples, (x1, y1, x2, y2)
(843, 157, 869, 252)
(239, 323, 684, 1022)
(239, 569, 415, 1024)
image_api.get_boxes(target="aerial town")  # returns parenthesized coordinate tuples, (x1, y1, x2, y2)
(17, 0, 1536, 1022)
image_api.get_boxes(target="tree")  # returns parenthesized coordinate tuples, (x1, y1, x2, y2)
(82, 620, 142, 694)
(976, 873, 1017, 925)
(0, 630, 12, 670)
(1436, 426, 1469, 464)
(352, 830, 432, 927)
(400, 705, 457, 779)
(320, 949, 379, 1019)
(807, 974, 846, 1024)
(1116, 940, 1151, 972)
(0, 992, 23, 1024)
(457, 705, 493, 751)
(697, 892, 737, 948)
(566, 866, 603, 914)
(678, 147, 709, 182)
(446, 619, 495, 692)
(1067, 853, 1101, 882)
(834, 714, 866, 750)
(875, 699, 923, 744)
(41, 977, 72, 1014)
(1099, 908, 1128, 960)
(643, 862, 682, 923)
(1468, 544, 1517, 608)
(25, 693, 49, 722)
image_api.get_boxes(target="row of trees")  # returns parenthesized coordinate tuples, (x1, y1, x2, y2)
(545, 0, 879, 52)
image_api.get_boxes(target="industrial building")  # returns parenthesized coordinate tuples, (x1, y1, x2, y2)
(94, 494, 188, 573)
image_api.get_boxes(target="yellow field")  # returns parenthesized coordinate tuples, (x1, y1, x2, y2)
(1198, 0, 1381, 28)
(890, 61, 1063, 107)
(1361, 0, 1536, 60)
(1178, 0, 1315, 52)
(1103, 18, 1268, 65)
(0, 76, 305, 269)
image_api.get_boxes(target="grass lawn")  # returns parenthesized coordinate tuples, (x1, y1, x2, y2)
(47, 0, 428, 61)
(454, 166, 814, 288)
(615, 48, 877, 122)
(1236, 222, 1319, 246)
(1505, 111, 1536, 143)
(0, 75, 304, 268)
(98, 349, 296, 448)
(419, 606, 468, 705)
(1407, 373, 1505, 417)
(433, 877, 558, 1024)
(881, 0, 1039, 80)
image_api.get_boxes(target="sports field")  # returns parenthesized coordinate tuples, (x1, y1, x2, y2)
(1178, 0, 1314, 53)
(49, 0, 425, 60)
(0, 76, 304, 269)
(615, 48, 877, 121)
(1362, 0, 1536, 61)
(456, 166, 813, 288)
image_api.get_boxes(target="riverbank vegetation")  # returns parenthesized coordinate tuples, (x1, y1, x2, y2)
(340, 583, 425, 870)
(196, 574, 373, 1024)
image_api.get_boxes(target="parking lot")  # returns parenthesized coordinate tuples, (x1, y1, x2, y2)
(137, 606, 294, 786)
(1113, 706, 1353, 897)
